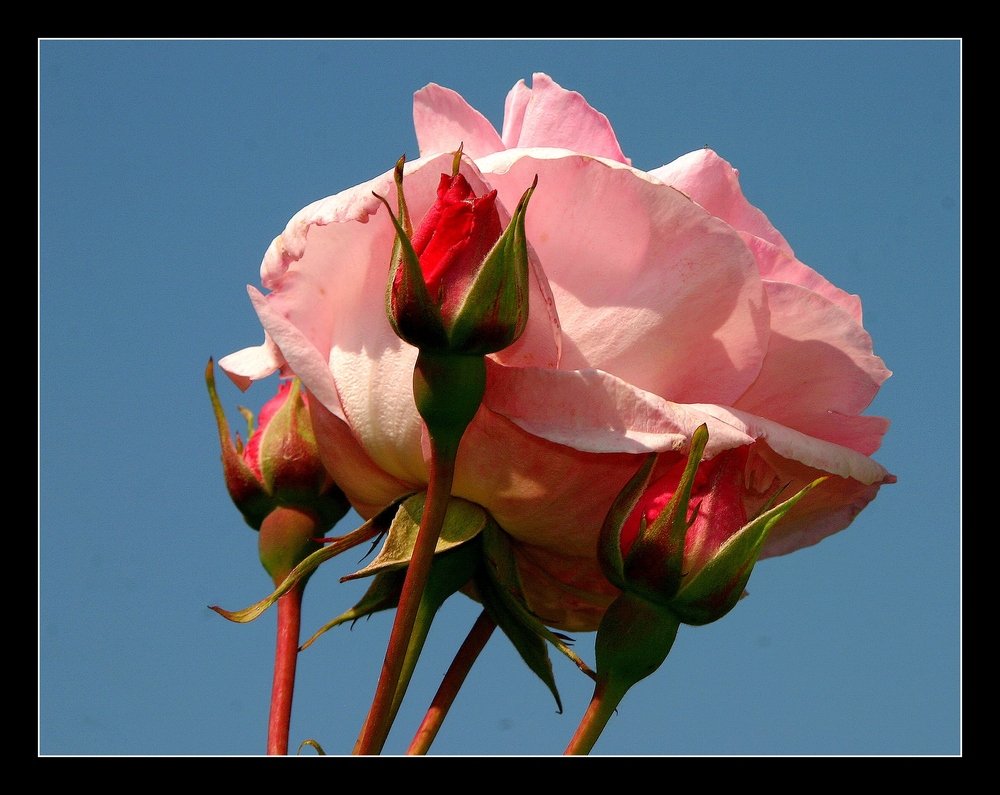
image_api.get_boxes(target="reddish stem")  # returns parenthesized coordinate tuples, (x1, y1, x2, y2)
(406, 610, 496, 755)
(564, 676, 629, 756)
(267, 582, 304, 755)
(354, 440, 456, 755)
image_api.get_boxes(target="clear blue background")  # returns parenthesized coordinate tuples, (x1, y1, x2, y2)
(39, 40, 960, 756)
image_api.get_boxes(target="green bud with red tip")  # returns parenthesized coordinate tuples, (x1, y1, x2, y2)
(206, 360, 349, 585)
(380, 152, 537, 357)
(600, 424, 824, 626)
(589, 425, 826, 702)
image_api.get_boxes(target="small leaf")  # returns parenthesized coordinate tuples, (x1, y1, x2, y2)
(297, 739, 326, 755)
(299, 569, 406, 650)
(343, 493, 487, 580)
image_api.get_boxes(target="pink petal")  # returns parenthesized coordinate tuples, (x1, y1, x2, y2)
(308, 395, 424, 519)
(733, 281, 890, 454)
(689, 404, 891, 485)
(651, 148, 863, 321)
(478, 149, 769, 405)
(747, 440, 895, 560)
(501, 79, 531, 149)
(740, 232, 863, 323)
(482, 361, 755, 456)
(650, 148, 792, 253)
(511, 543, 620, 633)
(413, 83, 505, 161)
(245, 285, 345, 421)
(500, 73, 630, 165)
(218, 332, 286, 391)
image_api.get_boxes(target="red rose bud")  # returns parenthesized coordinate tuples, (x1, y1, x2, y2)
(381, 154, 537, 355)
(600, 424, 824, 626)
(206, 360, 349, 583)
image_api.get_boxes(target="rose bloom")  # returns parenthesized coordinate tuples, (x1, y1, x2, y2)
(221, 74, 893, 632)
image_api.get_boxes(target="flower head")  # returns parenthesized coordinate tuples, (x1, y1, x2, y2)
(221, 74, 893, 631)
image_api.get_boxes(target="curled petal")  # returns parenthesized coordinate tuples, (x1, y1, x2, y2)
(245, 286, 345, 422)
(747, 441, 895, 560)
(482, 361, 754, 456)
(218, 331, 286, 391)
(413, 83, 505, 160)
(734, 281, 891, 455)
(689, 404, 891, 485)
(500, 73, 630, 165)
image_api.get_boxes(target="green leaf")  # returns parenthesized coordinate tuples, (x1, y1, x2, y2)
(475, 520, 597, 713)
(209, 497, 404, 623)
(343, 493, 487, 580)
(299, 568, 406, 650)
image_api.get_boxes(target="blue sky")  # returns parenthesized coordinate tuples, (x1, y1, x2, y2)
(39, 40, 960, 756)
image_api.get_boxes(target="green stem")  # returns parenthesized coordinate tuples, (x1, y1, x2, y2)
(563, 675, 630, 755)
(267, 582, 304, 755)
(407, 610, 496, 755)
(354, 437, 457, 755)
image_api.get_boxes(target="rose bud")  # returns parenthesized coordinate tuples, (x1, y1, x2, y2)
(381, 153, 537, 356)
(600, 425, 823, 626)
(206, 360, 349, 584)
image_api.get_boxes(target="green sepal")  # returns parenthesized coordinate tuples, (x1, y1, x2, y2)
(481, 520, 594, 679)
(342, 492, 487, 581)
(594, 591, 680, 692)
(257, 377, 350, 531)
(205, 359, 271, 530)
(597, 453, 658, 590)
(209, 497, 403, 623)
(445, 175, 537, 355)
(299, 568, 407, 650)
(623, 424, 709, 605)
(474, 519, 596, 713)
(671, 477, 827, 625)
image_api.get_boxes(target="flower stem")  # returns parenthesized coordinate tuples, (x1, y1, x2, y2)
(406, 610, 496, 755)
(267, 582, 304, 755)
(563, 675, 630, 755)
(354, 437, 458, 755)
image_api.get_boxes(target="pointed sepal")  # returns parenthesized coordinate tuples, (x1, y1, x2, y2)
(671, 476, 827, 625)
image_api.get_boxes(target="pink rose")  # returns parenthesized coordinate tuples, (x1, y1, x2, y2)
(221, 74, 893, 632)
